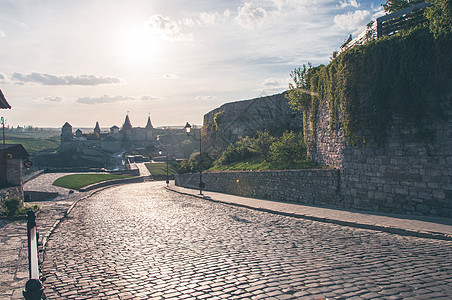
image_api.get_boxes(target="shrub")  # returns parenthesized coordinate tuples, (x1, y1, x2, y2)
(3, 196, 22, 216)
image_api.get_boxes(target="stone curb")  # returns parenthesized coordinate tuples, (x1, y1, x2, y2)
(79, 176, 149, 192)
(167, 187, 452, 241)
(40, 186, 111, 251)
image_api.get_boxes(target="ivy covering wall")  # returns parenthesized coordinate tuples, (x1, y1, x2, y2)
(288, 0, 452, 147)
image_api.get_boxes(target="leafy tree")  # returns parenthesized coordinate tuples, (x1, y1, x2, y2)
(425, 0, 452, 37)
(286, 64, 313, 112)
(269, 131, 306, 169)
(382, 0, 424, 13)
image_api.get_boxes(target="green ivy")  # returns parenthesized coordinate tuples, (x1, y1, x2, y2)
(288, 4, 452, 147)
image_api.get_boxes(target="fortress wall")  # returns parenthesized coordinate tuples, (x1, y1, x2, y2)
(202, 93, 301, 152)
(176, 86, 452, 218)
(175, 169, 340, 206)
(308, 82, 452, 217)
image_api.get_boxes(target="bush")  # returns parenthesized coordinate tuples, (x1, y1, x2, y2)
(3, 197, 22, 216)
(269, 131, 307, 168)
(1, 196, 39, 217)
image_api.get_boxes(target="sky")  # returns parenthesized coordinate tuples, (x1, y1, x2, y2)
(0, 0, 385, 128)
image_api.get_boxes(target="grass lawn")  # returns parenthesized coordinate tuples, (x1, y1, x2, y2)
(53, 174, 133, 190)
(208, 158, 320, 171)
(145, 162, 178, 176)
(6, 133, 60, 156)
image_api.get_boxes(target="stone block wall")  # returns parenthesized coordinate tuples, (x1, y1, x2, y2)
(203, 93, 301, 153)
(307, 83, 452, 218)
(176, 169, 340, 206)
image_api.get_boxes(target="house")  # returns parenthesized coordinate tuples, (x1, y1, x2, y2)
(0, 144, 30, 187)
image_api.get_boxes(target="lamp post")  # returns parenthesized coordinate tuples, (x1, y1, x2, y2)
(1, 117, 6, 187)
(184, 122, 204, 195)
(158, 149, 169, 187)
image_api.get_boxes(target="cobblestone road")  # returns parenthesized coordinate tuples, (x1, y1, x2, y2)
(41, 182, 452, 299)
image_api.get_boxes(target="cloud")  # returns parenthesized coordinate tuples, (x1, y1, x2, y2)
(334, 10, 371, 31)
(163, 74, 180, 79)
(77, 94, 159, 104)
(261, 77, 289, 90)
(147, 15, 192, 41)
(140, 95, 160, 101)
(44, 96, 63, 102)
(199, 12, 220, 25)
(236, 3, 268, 29)
(196, 95, 217, 101)
(339, 0, 360, 8)
(11, 72, 120, 86)
(0, 73, 5, 81)
(0, 30, 5, 38)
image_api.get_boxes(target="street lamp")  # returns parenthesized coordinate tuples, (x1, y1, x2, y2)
(184, 122, 205, 195)
(158, 149, 169, 187)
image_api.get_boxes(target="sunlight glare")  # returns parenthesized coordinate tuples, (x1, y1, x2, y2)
(121, 25, 162, 65)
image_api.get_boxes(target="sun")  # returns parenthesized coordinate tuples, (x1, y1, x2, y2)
(120, 24, 162, 65)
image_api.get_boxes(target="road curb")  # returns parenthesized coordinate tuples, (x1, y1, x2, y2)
(167, 187, 452, 241)
(40, 186, 113, 251)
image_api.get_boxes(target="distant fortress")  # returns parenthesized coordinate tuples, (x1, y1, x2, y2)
(60, 114, 157, 154)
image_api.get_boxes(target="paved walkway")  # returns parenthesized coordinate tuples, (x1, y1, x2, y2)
(169, 185, 452, 241)
(1, 177, 452, 298)
(0, 173, 94, 299)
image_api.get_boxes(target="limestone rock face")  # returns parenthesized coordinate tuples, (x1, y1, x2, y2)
(203, 92, 301, 152)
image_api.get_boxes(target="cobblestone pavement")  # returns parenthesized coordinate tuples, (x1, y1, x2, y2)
(41, 181, 452, 299)
(0, 173, 88, 299)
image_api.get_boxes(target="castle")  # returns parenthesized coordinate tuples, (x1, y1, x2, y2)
(60, 114, 157, 154)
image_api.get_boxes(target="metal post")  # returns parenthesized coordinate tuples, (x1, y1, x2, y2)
(1, 117, 6, 186)
(166, 154, 169, 187)
(23, 211, 45, 300)
(198, 136, 203, 195)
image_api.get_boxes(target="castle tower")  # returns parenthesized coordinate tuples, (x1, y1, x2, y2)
(94, 121, 101, 139)
(145, 115, 153, 129)
(121, 114, 133, 141)
(122, 115, 132, 131)
(94, 121, 100, 134)
(61, 122, 73, 142)
(145, 115, 154, 140)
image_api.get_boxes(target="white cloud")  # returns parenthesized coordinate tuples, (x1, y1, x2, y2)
(78, 94, 159, 104)
(11, 73, 120, 86)
(77, 95, 133, 104)
(196, 95, 217, 101)
(0, 73, 5, 81)
(261, 77, 289, 90)
(147, 14, 192, 41)
(339, 0, 360, 8)
(334, 10, 371, 31)
(140, 95, 160, 101)
(163, 74, 180, 80)
(236, 3, 268, 29)
(0, 30, 5, 38)
(43, 96, 63, 103)
(199, 12, 220, 25)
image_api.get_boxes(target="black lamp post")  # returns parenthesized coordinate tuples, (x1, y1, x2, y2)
(1, 117, 6, 187)
(184, 122, 204, 195)
(158, 149, 169, 187)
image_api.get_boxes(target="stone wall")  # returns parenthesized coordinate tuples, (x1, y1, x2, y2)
(176, 169, 340, 206)
(203, 93, 301, 153)
(307, 82, 452, 218)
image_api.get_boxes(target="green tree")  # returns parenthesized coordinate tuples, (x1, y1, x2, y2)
(269, 131, 306, 169)
(425, 0, 452, 37)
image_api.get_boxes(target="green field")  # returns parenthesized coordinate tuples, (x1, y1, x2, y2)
(145, 162, 178, 176)
(53, 174, 133, 190)
(5, 132, 60, 156)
